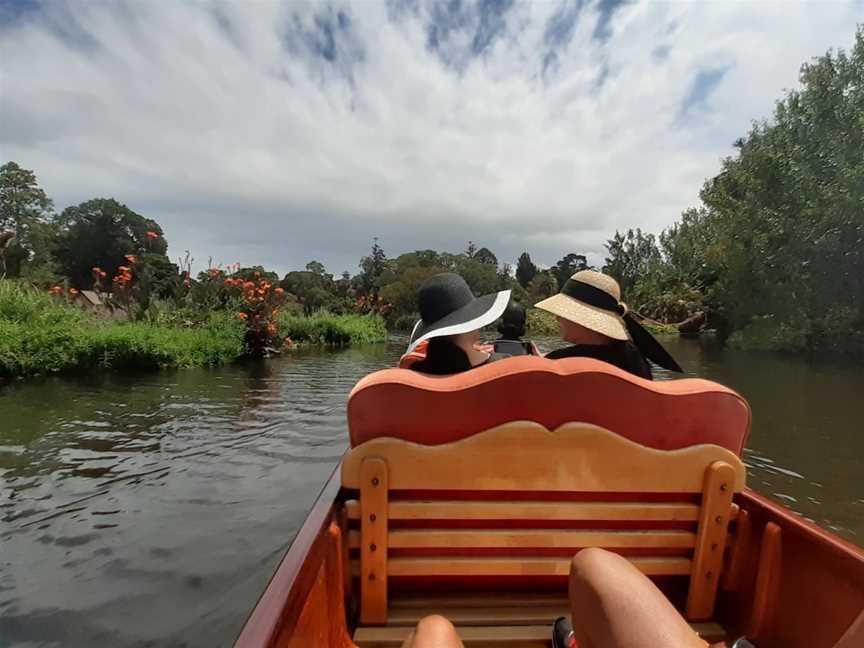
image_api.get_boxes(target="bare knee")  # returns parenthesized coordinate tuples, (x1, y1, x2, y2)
(405, 615, 463, 648)
(571, 547, 627, 586)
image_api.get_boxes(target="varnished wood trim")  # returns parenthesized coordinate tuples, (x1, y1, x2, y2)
(351, 555, 692, 577)
(360, 458, 388, 624)
(721, 507, 751, 592)
(748, 521, 782, 640)
(344, 499, 701, 521)
(686, 461, 736, 620)
(348, 528, 696, 549)
(342, 422, 746, 493)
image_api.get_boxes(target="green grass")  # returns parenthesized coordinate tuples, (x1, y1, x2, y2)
(277, 311, 387, 346)
(0, 283, 385, 378)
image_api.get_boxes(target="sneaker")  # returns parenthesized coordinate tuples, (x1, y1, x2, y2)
(552, 616, 577, 648)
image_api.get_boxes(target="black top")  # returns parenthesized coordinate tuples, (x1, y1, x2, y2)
(493, 339, 533, 356)
(545, 342, 653, 380)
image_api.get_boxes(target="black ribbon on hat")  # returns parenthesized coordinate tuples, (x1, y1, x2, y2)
(560, 279, 684, 373)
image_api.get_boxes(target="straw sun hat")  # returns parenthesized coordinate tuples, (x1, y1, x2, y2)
(534, 270, 630, 340)
(535, 269, 684, 373)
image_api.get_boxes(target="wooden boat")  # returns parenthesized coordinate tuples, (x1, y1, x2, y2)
(233, 357, 864, 648)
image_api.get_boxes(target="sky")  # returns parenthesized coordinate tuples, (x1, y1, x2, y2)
(1, 0, 862, 276)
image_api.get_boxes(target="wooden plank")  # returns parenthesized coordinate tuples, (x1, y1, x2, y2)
(341, 422, 746, 493)
(353, 621, 727, 646)
(721, 507, 752, 592)
(344, 499, 701, 522)
(348, 528, 696, 549)
(390, 592, 569, 609)
(352, 555, 692, 577)
(354, 624, 552, 647)
(360, 458, 388, 624)
(747, 521, 782, 641)
(386, 604, 571, 626)
(686, 461, 736, 620)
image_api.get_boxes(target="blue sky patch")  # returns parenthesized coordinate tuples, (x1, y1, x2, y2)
(681, 65, 731, 114)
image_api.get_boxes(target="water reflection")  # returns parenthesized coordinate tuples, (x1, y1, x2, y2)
(1, 337, 862, 648)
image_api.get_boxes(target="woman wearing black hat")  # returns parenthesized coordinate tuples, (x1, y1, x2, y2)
(407, 273, 511, 375)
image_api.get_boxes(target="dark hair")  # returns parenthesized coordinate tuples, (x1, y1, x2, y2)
(412, 336, 471, 375)
(497, 301, 526, 340)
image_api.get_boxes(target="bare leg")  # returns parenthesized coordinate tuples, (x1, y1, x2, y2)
(400, 615, 465, 648)
(569, 547, 706, 648)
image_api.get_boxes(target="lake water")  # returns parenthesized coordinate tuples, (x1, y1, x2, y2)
(1, 337, 862, 647)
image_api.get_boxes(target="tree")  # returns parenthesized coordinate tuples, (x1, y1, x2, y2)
(474, 246, 498, 265)
(551, 253, 588, 289)
(305, 260, 330, 278)
(526, 271, 557, 305)
(280, 270, 335, 315)
(602, 229, 661, 294)
(515, 252, 537, 288)
(357, 237, 388, 295)
(54, 198, 168, 288)
(0, 161, 55, 278)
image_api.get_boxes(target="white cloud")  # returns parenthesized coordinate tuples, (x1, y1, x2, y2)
(1, 0, 861, 274)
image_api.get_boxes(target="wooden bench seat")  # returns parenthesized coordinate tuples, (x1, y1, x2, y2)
(342, 422, 745, 629)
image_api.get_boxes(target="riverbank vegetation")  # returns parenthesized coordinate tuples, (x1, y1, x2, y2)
(0, 282, 385, 378)
(2, 30, 861, 366)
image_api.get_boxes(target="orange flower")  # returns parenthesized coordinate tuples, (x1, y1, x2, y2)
(237, 312, 248, 320)
(118, 266, 130, 273)
(69, 288, 79, 296)
(125, 255, 137, 264)
(146, 231, 159, 240)
(243, 281, 255, 290)
(49, 286, 62, 295)
(274, 287, 285, 296)
(266, 323, 277, 335)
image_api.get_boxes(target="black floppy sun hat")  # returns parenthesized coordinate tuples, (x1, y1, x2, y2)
(407, 273, 511, 354)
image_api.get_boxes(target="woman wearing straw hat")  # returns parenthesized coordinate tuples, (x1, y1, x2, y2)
(534, 270, 683, 379)
(407, 272, 512, 375)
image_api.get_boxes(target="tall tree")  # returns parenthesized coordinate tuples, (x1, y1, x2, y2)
(515, 252, 537, 288)
(357, 237, 388, 295)
(551, 253, 588, 289)
(473, 246, 498, 265)
(602, 229, 661, 294)
(55, 198, 168, 288)
(0, 161, 55, 278)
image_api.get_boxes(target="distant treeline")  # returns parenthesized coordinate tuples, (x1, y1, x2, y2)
(2, 29, 861, 357)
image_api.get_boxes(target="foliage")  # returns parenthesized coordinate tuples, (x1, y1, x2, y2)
(54, 198, 170, 289)
(0, 282, 245, 377)
(515, 252, 537, 288)
(599, 29, 864, 355)
(275, 312, 386, 346)
(0, 161, 56, 279)
(525, 308, 559, 336)
(551, 253, 588, 290)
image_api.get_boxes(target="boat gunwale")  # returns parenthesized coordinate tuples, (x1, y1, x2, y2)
(233, 462, 344, 648)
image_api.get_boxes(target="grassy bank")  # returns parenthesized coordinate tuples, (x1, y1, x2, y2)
(0, 283, 386, 378)
(277, 312, 387, 346)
